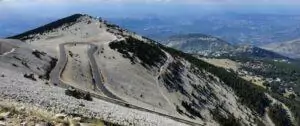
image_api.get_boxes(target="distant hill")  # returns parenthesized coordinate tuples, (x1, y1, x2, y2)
(262, 39, 300, 59)
(163, 33, 235, 56)
(163, 33, 290, 60)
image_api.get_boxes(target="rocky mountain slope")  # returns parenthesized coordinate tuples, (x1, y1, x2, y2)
(164, 34, 290, 60)
(262, 39, 300, 59)
(0, 39, 57, 80)
(0, 14, 296, 126)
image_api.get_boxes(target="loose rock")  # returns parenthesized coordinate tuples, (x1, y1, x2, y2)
(0, 112, 10, 119)
(54, 114, 67, 120)
(0, 121, 6, 126)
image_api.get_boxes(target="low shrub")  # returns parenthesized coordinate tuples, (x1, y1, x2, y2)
(65, 87, 93, 101)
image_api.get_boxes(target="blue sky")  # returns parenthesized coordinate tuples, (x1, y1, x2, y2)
(1, 0, 300, 19)
(1, 0, 300, 37)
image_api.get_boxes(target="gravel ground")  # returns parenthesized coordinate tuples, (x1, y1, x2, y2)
(0, 67, 188, 126)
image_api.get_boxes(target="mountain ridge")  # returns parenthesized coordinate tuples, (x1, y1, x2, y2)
(1, 14, 297, 126)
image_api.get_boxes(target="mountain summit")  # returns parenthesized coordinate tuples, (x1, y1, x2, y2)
(0, 14, 296, 125)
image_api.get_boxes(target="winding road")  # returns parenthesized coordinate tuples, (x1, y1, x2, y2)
(49, 42, 203, 126)
(50, 42, 122, 100)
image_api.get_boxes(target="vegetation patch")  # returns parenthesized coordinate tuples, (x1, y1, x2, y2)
(23, 73, 36, 81)
(270, 93, 300, 125)
(161, 61, 188, 96)
(241, 59, 300, 96)
(109, 37, 166, 68)
(21, 61, 29, 68)
(32, 50, 46, 59)
(40, 57, 57, 80)
(223, 54, 300, 124)
(12, 63, 18, 67)
(65, 87, 93, 101)
(176, 105, 184, 114)
(181, 101, 203, 119)
(191, 84, 217, 104)
(269, 103, 294, 126)
(211, 106, 241, 126)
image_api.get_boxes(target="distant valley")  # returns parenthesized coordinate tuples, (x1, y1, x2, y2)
(109, 13, 300, 45)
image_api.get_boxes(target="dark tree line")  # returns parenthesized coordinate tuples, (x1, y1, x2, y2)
(269, 104, 293, 126)
(109, 37, 167, 68)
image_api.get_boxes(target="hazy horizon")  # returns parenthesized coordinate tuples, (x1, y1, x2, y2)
(1, 0, 300, 39)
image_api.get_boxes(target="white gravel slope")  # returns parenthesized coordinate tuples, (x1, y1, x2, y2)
(0, 67, 188, 126)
